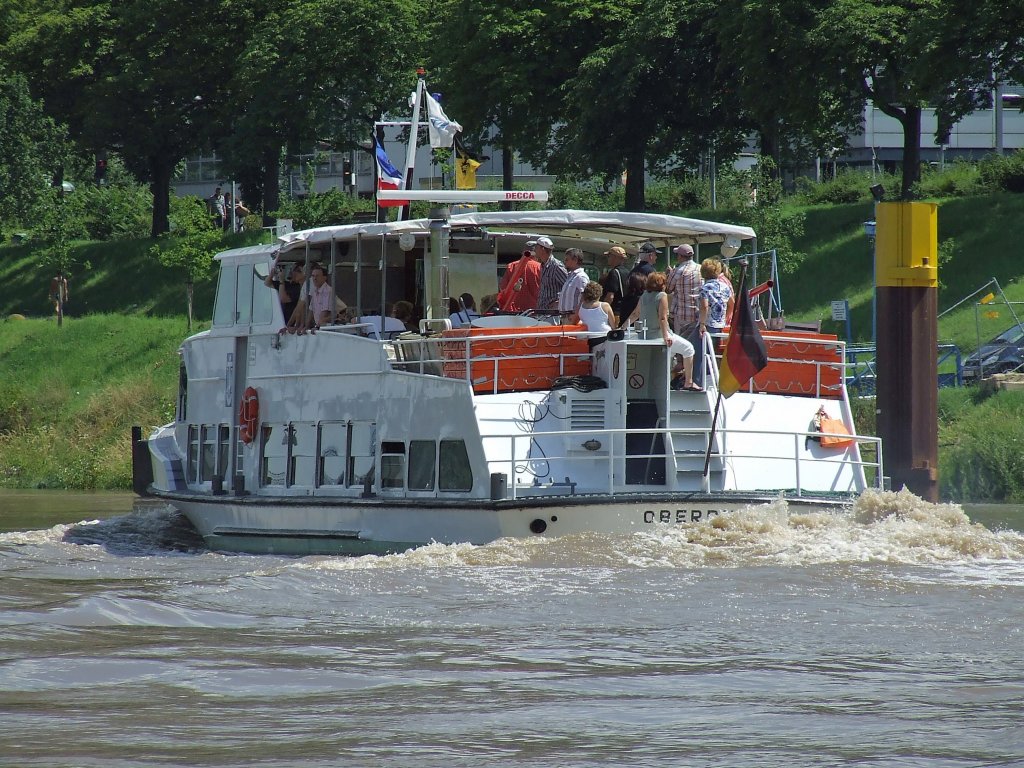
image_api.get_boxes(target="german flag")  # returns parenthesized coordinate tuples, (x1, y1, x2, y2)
(718, 282, 768, 397)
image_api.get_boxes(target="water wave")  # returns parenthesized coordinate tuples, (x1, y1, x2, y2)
(303, 489, 1024, 572)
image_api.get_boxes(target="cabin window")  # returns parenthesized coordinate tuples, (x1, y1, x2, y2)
(408, 440, 436, 491)
(347, 422, 376, 489)
(439, 439, 472, 491)
(260, 423, 288, 487)
(251, 264, 273, 325)
(199, 425, 218, 482)
(380, 441, 405, 490)
(235, 265, 253, 325)
(318, 422, 346, 486)
(289, 423, 317, 487)
(213, 266, 236, 326)
(186, 425, 200, 483)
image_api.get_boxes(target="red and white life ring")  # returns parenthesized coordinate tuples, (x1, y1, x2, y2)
(238, 386, 259, 444)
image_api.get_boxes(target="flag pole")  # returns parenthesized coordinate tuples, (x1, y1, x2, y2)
(702, 261, 749, 484)
(400, 68, 425, 222)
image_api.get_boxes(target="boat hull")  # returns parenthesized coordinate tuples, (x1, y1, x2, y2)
(154, 490, 855, 556)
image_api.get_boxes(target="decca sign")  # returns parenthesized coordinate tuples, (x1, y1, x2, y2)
(377, 189, 549, 203)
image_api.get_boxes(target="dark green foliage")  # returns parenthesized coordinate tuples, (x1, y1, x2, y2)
(939, 388, 1024, 502)
(978, 152, 1024, 194)
(272, 189, 376, 231)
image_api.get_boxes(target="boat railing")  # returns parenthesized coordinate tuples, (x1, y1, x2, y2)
(484, 423, 882, 500)
(392, 326, 604, 393)
(706, 330, 849, 399)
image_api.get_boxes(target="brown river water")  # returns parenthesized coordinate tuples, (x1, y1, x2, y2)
(1, 489, 1023, 767)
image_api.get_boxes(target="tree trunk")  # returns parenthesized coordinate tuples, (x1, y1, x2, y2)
(149, 154, 175, 238)
(262, 146, 281, 228)
(186, 279, 194, 333)
(899, 105, 922, 200)
(56, 295, 64, 328)
(624, 150, 645, 211)
(501, 147, 514, 211)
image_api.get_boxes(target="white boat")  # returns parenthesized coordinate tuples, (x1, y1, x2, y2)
(139, 208, 882, 555)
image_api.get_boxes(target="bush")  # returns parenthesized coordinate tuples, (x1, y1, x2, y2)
(978, 151, 1024, 194)
(548, 177, 624, 211)
(646, 177, 709, 212)
(914, 160, 983, 199)
(77, 183, 153, 240)
(273, 189, 375, 230)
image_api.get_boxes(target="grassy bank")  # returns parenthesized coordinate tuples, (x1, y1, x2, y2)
(0, 315, 186, 489)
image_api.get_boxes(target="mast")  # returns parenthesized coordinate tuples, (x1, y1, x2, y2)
(400, 68, 426, 221)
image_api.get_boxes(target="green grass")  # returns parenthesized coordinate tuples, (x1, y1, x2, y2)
(0, 315, 189, 488)
(0, 229, 267, 319)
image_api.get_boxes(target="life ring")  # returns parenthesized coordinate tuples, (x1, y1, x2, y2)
(238, 386, 259, 444)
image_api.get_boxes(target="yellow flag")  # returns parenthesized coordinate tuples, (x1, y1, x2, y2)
(980, 292, 996, 305)
(456, 156, 481, 189)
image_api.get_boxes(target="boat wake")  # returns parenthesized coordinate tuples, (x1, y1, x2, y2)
(0, 500, 205, 556)
(303, 490, 1024, 575)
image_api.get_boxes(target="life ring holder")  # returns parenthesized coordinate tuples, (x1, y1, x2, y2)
(238, 386, 259, 445)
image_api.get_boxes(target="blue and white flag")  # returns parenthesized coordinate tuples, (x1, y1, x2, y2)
(373, 135, 406, 207)
(425, 91, 462, 149)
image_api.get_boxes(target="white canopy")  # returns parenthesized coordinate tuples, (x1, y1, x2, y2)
(277, 209, 756, 255)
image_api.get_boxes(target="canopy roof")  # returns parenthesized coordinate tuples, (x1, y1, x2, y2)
(277, 209, 756, 255)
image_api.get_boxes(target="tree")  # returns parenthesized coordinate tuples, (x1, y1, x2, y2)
(218, 0, 426, 223)
(0, 73, 66, 226)
(553, 0, 747, 209)
(3, 0, 251, 236)
(721, 0, 1019, 199)
(151, 197, 222, 331)
(38, 187, 89, 327)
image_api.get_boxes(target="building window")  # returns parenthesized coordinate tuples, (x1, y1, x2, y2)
(380, 441, 405, 490)
(408, 440, 436, 491)
(319, 422, 346, 486)
(439, 439, 472, 491)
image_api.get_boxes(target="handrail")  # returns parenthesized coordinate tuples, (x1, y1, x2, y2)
(483, 424, 882, 500)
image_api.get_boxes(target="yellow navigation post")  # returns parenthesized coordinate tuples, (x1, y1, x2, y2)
(874, 201, 939, 502)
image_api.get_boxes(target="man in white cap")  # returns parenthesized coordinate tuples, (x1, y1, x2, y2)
(534, 236, 567, 312)
(666, 243, 701, 337)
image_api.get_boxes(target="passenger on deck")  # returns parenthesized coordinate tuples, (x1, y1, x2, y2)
(694, 259, 734, 388)
(617, 270, 647, 329)
(534, 236, 567, 312)
(264, 262, 304, 329)
(358, 305, 407, 339)
(578, 281, 615, 380)
(667, 244, 701, 337)
(558, 248, 589, 322)
(392, 300, 416, 333)
(306, 264, 336, 329)
(626, 272, 698, 391)
(600, 246, 629, 324)
(632, 242, 658, 276)
(449, 293, 481, 328)
(498, 242, 541, 311)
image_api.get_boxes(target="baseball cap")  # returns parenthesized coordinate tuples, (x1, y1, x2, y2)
(639, 242, 657, 253)
(674, 244, 694, 257)
(535, 236, 554, 249)
(603, 246, 626, 258)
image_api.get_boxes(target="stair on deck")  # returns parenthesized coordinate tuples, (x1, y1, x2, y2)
(668, 390, 725, 491)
